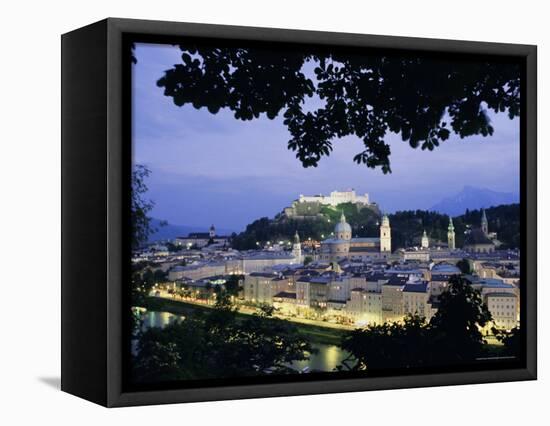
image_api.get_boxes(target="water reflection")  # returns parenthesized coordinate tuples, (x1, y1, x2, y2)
(137, 309, 349, 373)
(141, 310, 183, 329)
(289, 344, 349, 373)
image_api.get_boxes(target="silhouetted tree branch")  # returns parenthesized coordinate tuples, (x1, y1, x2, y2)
(132, 295, 314, 382)
(131, 164, 155, 248)
(340, 275, 493, 371)
(155, 45, 520, 173)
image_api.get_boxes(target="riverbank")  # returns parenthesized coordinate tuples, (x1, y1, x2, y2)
(138, 296, 506, 354)
(139, 296, 347, 346)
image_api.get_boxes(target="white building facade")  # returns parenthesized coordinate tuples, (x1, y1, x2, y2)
(298, 190, 370, 206)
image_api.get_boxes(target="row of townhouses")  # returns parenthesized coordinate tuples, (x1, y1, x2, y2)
(242, 263, 519, 330)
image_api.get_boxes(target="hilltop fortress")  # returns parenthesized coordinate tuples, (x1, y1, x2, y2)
(298, 190, 371, 206)
(283, 189, 379, 219)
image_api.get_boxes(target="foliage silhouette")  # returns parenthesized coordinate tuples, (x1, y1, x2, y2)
(155, 45, 520, 172)
(131, 165, 154, 248)
(131, 165, 167, 248)
(456, 258, 472, 274)
(493, 326, 521, 358)
(224, 274, 243, 296)
(339, 315, 431, 371)
(132, 294, 314, 382)
(430, 275, 492, 364)
(340, 275, 493, 371)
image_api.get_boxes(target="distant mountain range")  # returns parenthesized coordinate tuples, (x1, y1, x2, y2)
(429, 186, 519, 217)
(148, 218, 235, 242)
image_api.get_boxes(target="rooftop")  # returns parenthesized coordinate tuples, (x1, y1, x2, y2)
(241, 252, 296, 260)
(351, 237, 380, 243)
(172, 261, 226, 271)
(295, 269, 321, 276)
(471, 277, 515, 288)
(249, 272, 278, 278)
(310, 276, 332, 284)
(464, 229, 494, 246)
(430, 274, 453, 282)
(403, 282, 429, 293)
(349, 246, 380, 253)
(322, 238, 351, 244)
(385, 275, 409, 286)
(432, 263, 461, 274)
(486, 292, 517, 298)
(366, 272, 390, 281)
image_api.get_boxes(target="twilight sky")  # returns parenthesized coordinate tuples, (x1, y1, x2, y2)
(132, 43, 520, 232)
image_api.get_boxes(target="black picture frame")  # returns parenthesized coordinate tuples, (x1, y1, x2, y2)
(61, 17, 537, 407)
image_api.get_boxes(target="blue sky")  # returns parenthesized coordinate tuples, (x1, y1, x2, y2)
(132, 43, 520, 232)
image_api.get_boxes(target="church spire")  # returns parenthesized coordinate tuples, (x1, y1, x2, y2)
(481, 209, 488, 235)
(448, 217, 455, 231)
(340, 210, 346, 223)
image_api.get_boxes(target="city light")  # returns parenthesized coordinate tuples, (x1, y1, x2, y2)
(135, 190, 520, 374)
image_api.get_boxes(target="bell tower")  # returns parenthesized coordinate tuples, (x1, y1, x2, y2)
(447, 217, 456, 250)
(421, 230, 429, 249)
(292, 231, 302, 262)
(380, 215, 391, 253)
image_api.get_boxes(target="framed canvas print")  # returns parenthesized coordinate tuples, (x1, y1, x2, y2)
(61, 18, 537, 407)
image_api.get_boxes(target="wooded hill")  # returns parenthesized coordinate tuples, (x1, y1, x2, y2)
(230, 203, 520, 251)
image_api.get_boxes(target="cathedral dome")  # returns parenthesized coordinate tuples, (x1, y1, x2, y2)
(334, 212, 352, 240)
(334, 221, 352, 234)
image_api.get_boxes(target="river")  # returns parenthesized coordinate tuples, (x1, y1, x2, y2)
(137, 309, 349, 373)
